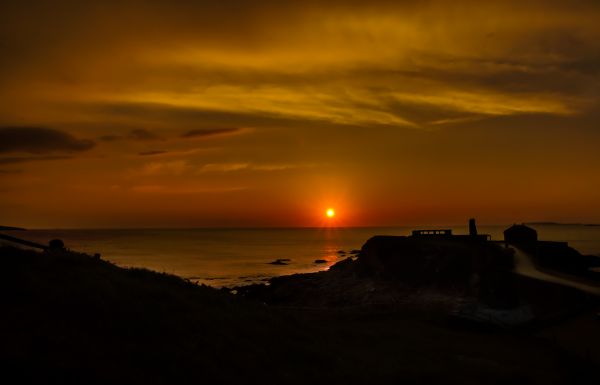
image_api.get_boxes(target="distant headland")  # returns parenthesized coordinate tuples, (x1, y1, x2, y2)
(525, 222, 600, 227)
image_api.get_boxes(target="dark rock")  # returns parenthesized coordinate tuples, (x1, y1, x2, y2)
(329, 257, 355, 272)
(349, 249, 361, 255)
(314, 259, 327, 264)
(48, 239, 65, 251)
(337, 250, 346, 254)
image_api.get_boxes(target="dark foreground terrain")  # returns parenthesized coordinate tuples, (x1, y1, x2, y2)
(1, 243, 599, 385)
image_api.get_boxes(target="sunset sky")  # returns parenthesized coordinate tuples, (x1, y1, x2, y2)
(1, 0, 600, 228)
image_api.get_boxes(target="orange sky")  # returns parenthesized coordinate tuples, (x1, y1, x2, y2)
(1, 0, 600, 228)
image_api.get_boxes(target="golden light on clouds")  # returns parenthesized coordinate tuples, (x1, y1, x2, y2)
(1, 1, 600, 227)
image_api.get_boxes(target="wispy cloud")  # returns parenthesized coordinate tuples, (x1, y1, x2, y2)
(98, 129, 162, 142)
(180, 127, 241, 139)
(198, 163, 250, 173)
(140, 160, 188, 175)
(198, 162, 318, 173)
(130, 185, 247, 194)
(138, 150, 168, 156)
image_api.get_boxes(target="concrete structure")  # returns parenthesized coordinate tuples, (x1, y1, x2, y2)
(411, 220, 491, 241)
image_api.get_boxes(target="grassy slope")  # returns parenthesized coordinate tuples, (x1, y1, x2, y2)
(0, 246, 596, 385)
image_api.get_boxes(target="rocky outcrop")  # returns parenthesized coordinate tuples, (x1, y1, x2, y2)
(534, 242, 600, 280)
(354, 236, 518, 308)
(239, 235, 597, 328)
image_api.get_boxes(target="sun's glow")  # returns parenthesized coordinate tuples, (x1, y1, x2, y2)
(326, 208, 335, 218)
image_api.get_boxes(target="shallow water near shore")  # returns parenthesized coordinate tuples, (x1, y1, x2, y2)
(4, 224, 600, 287)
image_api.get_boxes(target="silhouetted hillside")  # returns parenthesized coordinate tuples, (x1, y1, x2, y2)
(1, 246, 598, 385)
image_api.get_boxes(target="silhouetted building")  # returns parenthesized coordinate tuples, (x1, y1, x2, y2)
(504, 224, 537, 245)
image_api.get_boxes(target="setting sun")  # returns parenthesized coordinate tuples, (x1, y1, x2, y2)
(326, 208, 336, 218)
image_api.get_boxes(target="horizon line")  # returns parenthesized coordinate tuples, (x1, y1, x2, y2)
(4, 222, 598, 232)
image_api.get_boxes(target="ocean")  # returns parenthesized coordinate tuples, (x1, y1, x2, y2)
(4, 224, 600, 287)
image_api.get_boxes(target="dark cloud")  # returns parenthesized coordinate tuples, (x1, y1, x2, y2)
(0, 155, 73, 164)
(181, 128, 240, 139)
(138, 150, 168, 156)
(0, 127, 94, 154)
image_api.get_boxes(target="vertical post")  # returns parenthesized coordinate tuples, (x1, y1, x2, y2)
(469, 218, 477, 237)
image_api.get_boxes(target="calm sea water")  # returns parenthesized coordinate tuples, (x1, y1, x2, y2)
(4, 225, 600, 287)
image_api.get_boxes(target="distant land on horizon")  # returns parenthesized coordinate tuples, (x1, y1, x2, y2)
(525, 222, 600, 227)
